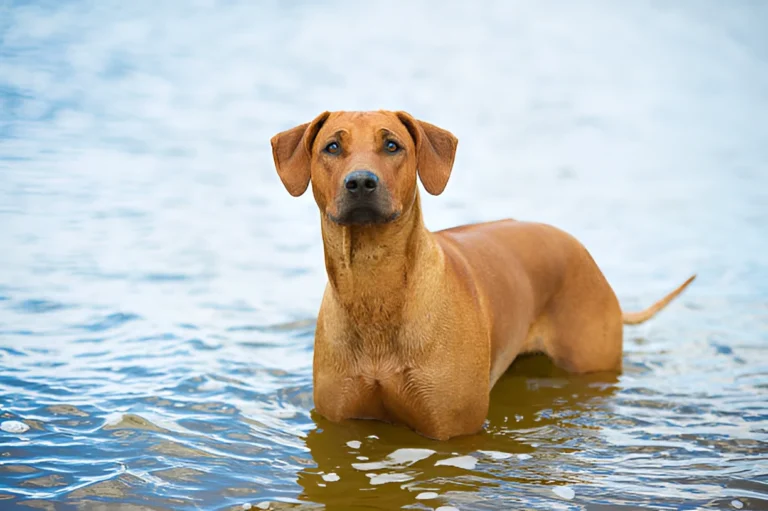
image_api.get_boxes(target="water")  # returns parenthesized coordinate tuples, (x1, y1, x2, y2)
(1, 0, 767, 509)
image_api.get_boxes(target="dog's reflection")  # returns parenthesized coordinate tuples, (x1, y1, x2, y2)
(296, 355, 619, 510)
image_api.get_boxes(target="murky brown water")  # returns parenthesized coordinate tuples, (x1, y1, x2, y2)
(1, 1, 767, 510)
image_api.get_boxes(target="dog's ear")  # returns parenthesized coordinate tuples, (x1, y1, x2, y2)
(396, 111, 458, 195)
(270, 112, 330, 196)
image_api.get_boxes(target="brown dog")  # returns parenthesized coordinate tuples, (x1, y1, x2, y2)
(270, 110, 695, 440)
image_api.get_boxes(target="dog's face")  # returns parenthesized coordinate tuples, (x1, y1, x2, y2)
(271, 110, 458, 225)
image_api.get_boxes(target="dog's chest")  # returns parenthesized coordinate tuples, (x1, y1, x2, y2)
(355, 353, 403, 382)
(336, 355, 422, 422)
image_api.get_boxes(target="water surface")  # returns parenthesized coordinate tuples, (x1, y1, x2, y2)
(1, 1, 767, 509)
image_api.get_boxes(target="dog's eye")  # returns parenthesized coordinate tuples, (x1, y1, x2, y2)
(385, 140, 400, 153)
(324, 142, 340, 155)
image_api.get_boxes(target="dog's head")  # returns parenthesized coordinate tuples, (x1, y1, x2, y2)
(270, 110, 457, 225)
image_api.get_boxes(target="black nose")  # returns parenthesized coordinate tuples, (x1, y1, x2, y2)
(344, 170, 378, 195)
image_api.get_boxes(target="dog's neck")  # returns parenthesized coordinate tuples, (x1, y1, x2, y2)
(319, 192, 438, 324)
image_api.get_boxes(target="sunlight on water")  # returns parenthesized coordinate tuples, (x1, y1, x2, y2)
(1, 0, 767, 509)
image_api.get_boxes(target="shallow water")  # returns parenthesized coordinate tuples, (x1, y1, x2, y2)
(1, 1, 767, 509)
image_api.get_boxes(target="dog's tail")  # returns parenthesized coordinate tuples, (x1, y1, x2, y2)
(622, 274, 696, 325)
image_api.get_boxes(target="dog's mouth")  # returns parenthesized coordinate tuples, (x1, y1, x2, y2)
(328, 206, 400, 226)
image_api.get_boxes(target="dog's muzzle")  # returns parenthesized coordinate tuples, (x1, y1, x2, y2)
(329, 170, 398, 225)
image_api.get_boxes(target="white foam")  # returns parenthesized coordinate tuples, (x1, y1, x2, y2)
(435, 455, 477, 470)
(199, 379, 226, 392)
(390, 448, 434, 465)
(353, 460, 388, 470)
(436, 507, 460, 511)
(552, 486, 575, 500)
(356, 456, 368, 460)
(478, 450, 512, 460)
(368, 472, 413, 485)
(731, 500, 744, 509)
(103, 412, 124, 427)
(241, 504, 252, 510)
(255, 502, 271, 510)
(0, 420, 30, 434)
(416, 492, 439, 500)
(274, 409, 296, 419)
(516, 453, 532, 460)
(352, 448, 435, 471)
(346, 440, 361, 449)
(321, 472, 340, 482)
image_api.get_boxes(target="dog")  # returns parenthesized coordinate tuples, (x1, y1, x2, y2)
(270, 110, 695, 440)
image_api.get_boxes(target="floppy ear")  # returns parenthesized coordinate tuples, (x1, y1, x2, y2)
(396, 111, 458, 195)
(270, 112, 330, 196)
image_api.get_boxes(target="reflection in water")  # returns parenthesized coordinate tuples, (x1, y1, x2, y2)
(299, 356, 619, 509)
(1, 0, 767, 509)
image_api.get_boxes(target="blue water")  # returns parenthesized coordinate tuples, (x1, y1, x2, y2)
(1, 1, 767, 509)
